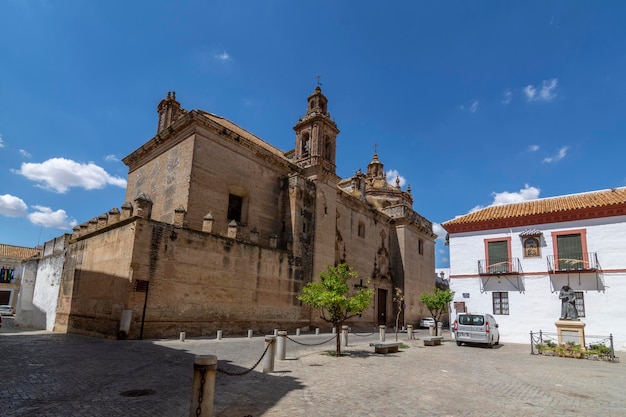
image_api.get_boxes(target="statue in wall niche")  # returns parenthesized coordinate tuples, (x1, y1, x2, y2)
(559, 285, 578, 320)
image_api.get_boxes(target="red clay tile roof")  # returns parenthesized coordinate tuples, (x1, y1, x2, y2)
(0, 244, 41, 260)
(443, 187, 626, 233)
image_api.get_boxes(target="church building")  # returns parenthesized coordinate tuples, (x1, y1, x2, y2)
(21, 86, 436, 339)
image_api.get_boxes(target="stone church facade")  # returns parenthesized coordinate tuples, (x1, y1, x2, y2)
(47, 86, 436, 339)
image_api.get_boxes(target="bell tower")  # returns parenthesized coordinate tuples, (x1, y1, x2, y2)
(293, 84, 340, 177)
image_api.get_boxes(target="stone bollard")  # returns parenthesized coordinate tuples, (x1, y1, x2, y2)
(274, 329, 279, 336)
(263, 336, 276, 373)
(332, 327, 337, 334)
(277, 331, 288, 360)
(296, 328, 301, 336)
(407, 325, 414, 340)
(437, 322, 443, 337)
(180, 331, 186, 342)
(189, 355, 217, 417)
(341, 325, 349, 347)
(247, 329, 253, 338)
(315, 328, 320, 335)
(217, 330, 222, 340)
(379, 325, 386, 342)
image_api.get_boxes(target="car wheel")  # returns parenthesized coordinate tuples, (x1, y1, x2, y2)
(495, 337, 500, 346)
(456, 341, 462, 346)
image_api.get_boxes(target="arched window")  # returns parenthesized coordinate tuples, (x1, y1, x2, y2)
(301, 133, 310, 156)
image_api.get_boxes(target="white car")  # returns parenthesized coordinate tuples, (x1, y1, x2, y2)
(419, 318, 435, 328)
(453, 313, 500, 347)
(0, 305, 14, 316)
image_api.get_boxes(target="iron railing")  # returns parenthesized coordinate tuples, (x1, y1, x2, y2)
(478, 257, 523, 275)
(547, 252, 599, 273)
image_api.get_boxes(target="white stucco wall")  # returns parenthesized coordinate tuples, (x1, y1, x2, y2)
(448, 216, 626, 351)
(16, 236, 66, 331)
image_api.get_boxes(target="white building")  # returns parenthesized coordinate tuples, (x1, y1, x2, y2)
(442, 187, 626, 351)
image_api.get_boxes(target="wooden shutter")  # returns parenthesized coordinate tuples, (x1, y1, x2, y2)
(488, 241, 509, 273)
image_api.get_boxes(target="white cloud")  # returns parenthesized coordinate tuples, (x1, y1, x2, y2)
(13, 157, 127, 193)
(0, 194, 28, 217)
(460, 100, 480, 112)
(432, 222, 446, 242)
(215, 51, 230, 61)
(502, 90, 513, 104)
(385, 169, 406, 187)
(469, 185, 541, 213)
(0, 134, 4, 148)
(524, 78, 558, 102)
(104, 154, 119, 162)
(528, 144, 540, 152)
(27, 205, 77, 230)
(19, 149, 31, 158)
(492, 184, 541, 205)
(543, 146, 569, 163)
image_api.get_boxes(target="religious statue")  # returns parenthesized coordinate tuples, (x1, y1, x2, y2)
(559, 285, 578, 320)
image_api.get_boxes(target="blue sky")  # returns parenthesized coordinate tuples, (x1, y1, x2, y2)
(2, 1, 626, 268)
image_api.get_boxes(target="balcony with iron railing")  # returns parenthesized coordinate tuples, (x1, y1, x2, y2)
(547, 253, 600, 273)
(478, 257, 523, 275)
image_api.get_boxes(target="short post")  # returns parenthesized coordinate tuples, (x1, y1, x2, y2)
(315, 328, 320, 335)
(379, 325, 386, 342)
(341, 325, 349, 347)
(296, 328, 301, 336)
(610, 334, 615, 361)
(263, 336, 276, 373)
(332, 327, 337, 334)
(407, 324, 414, 340)
(530, 331, 534, 354)
(277, 331, 288, 360)
(216, 330, 222, 340)
(189, 355, 217, 417)
(437, 322, 443, 337)
(179, 331, 186, 342)
(274, 329, 278, 336)
(247, 329, 253, 338)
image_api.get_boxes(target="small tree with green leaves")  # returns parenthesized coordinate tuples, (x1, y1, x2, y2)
(393, 287, 404, 341)
(298, 263, 373, 356)
(420, 288, 455, 326)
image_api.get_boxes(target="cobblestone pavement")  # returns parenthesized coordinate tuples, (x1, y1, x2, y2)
(1, 319, 625, 417)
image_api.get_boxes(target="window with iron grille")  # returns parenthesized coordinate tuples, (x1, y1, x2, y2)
(492, 291, 509, 315)
(575, 291, 585, 317)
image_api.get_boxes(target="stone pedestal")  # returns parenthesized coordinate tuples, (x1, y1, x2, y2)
(555, 320, 586, 346)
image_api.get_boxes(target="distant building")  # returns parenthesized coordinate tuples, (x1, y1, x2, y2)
(442, 187, 626, 350)
(0, 243, 40, 310)
(23, 86, 436, 339)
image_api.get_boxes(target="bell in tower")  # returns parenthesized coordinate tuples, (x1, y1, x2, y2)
(293, 83, 340, 176)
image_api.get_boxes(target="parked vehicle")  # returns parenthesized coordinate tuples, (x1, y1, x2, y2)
(453, 313, 499, 347)
(0, 305, 14, 316)
(419, 317, 435, 328)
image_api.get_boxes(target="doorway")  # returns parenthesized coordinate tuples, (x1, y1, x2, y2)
(377, 288, 387, 325)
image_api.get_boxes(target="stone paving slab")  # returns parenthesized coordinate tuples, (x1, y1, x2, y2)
(1, 322, 625, 417)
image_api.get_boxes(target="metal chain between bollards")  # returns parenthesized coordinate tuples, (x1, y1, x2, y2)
(217, 342, 271, 376)
(195, 366, 207, 416)
(350, 330, 375, 337)
(285, 334, 336, 346)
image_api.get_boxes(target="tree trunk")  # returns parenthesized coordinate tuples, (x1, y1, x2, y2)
(335, 322, 342, 356)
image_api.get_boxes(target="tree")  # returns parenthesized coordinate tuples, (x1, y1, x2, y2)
(393, 287, 404, 342)
(420, 288, 455, 326)
(298, 263, 373, 356)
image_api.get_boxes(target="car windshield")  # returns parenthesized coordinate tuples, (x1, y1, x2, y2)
(459, 315, 484, 326)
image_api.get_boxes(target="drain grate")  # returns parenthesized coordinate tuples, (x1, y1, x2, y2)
(120, 389, 156, 397)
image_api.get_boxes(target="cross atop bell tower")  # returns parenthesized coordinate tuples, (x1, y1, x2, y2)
(293, 83, 340, 178)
